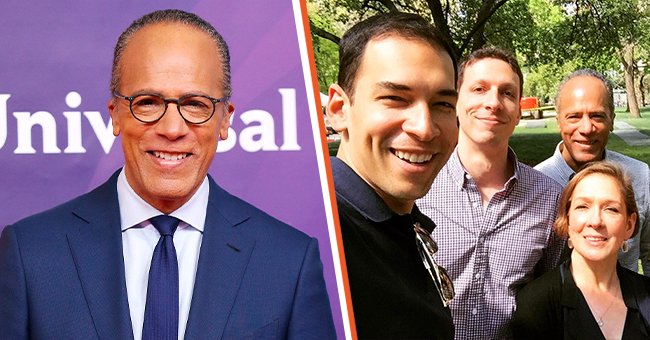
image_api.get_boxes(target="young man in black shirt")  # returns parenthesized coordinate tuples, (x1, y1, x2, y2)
(326, 12, 458, 339)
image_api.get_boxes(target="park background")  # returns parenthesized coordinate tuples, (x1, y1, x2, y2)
(307, 0, 650, 167)
(0, 0, 347, 338)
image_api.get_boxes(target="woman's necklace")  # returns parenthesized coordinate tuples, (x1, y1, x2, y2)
(595, 297, 616, 327)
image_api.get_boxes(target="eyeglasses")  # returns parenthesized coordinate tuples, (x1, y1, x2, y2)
(113, 92, 229, 124)
(414, 222, 455, 307)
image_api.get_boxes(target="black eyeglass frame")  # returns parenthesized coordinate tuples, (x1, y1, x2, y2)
(414, 222, 455, 307)
(113, 91, 230, 124)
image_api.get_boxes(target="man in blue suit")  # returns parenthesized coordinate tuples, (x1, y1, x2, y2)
(0, 9, 335, 339)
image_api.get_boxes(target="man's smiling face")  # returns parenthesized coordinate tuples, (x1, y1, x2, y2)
(456, 57, 521, 148)
(556, 75, 613, 171)
(109, 23, 234, 213)
(332, 36, 458, 213)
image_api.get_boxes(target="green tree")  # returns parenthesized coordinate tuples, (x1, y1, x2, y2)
(308, 2, 340, 93)
(530, 0, 649, 117)
(308, 0, 650, 118)
(523, 61, 576, 103)
(308, 0, 541, 91)
(309, 0, 540, 58)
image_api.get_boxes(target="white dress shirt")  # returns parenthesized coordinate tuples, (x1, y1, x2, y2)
(117, 169, 208, 340)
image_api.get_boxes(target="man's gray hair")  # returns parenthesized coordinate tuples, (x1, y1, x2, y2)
(555, 68, 614, 114)
(110, 9, 231, 97)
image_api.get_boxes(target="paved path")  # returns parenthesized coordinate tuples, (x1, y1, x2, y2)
(613, 121, 650, 146)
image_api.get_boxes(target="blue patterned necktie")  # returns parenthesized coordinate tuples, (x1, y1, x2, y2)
(142, 215, 180, 340)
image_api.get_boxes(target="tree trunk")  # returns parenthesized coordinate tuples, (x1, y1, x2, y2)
(471, 21, 487, 51)
(635, 70, 644, 108)
(639, 73, 646, 107)
(621, 43, 641, 118)
(470, 0, 490, 51)
(427, 0, 461, 57)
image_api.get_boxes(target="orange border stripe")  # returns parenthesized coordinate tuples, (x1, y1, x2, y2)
(297, 1, 357, 339)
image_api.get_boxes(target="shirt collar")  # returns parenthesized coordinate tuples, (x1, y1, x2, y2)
(560, 260, 579, 308)
(445, 147, 467, 188)
(116, 169, 209, 231)
(560, 260, 640, 311)
(556, 142, 611, 180)
(447, 146, 521, 190)
(615, 263, 642, 311)
(555, 142, 578, 182)
(330, 157, 435, 232)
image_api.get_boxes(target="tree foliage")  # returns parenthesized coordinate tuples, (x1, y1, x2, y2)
(547, 0, 650, 117)
(308, 0, 650, 117)
(308, 1, 343, 93)
(308, 0, 539, 58)
(523, 61, 576, 103)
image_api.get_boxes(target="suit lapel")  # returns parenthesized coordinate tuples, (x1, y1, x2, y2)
(184, 178, 255, 340)
(66, 171, 134, 339)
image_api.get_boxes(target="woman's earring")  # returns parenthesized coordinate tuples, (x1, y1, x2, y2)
(621, 241, 630, 253)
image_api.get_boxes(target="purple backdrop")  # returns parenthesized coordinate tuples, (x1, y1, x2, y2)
(0, 0, 344, 337)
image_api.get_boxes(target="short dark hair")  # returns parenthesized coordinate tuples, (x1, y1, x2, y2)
(110, 9, 231, 97)
(457, 47, 523, 98)
(555, 161, 639, 238)
(337, 12, 457, 99)
(555, 68, 614, 115)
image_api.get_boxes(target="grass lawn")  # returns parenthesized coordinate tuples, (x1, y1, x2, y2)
(510, 108, 650, 167)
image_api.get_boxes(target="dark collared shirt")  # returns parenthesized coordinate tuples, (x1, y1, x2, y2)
(331, 157, 454, 339)
(513, 261, 650, 339)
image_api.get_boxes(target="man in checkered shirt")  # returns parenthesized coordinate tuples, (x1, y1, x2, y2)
(417, 47, 564, 339)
